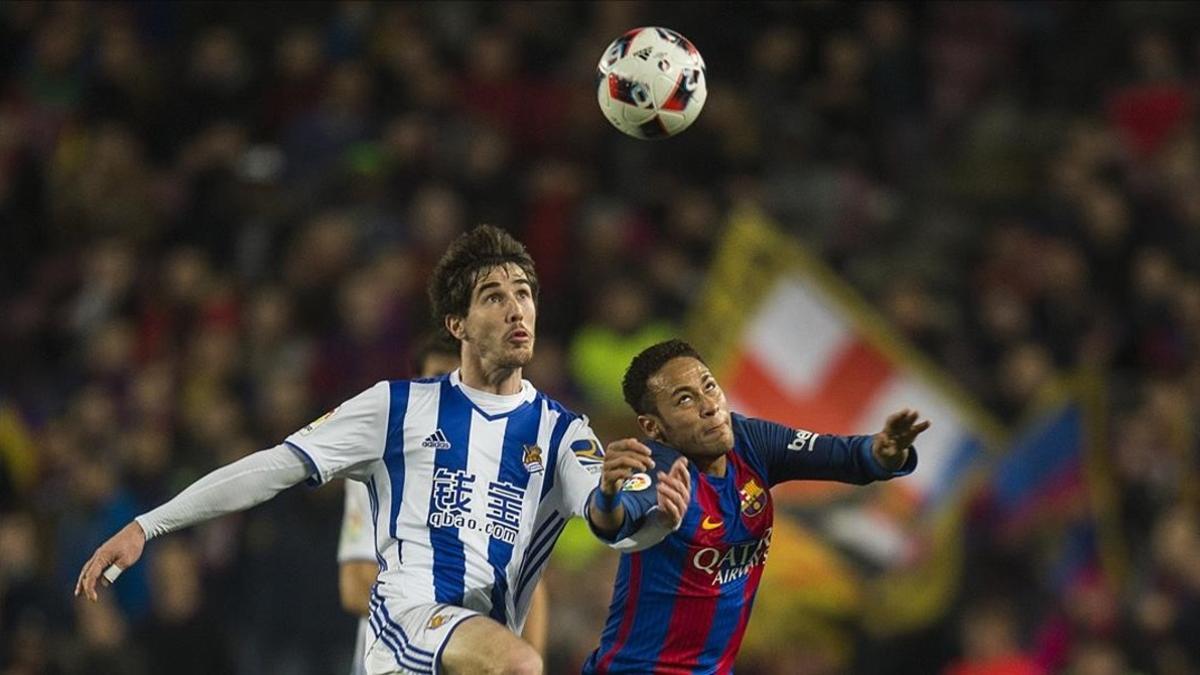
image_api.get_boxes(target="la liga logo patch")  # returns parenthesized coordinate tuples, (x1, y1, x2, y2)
(299, 407, 339, 436)
(621, 472, 652, 492)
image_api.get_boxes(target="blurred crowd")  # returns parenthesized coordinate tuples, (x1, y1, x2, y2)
(1, 2, 1199, 674)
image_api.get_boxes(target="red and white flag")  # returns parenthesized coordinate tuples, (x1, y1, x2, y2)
(689, 208, 1000, 631)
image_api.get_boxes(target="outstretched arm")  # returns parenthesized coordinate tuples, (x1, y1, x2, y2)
(76, 443, 311, 601)
(743, 410, 926, 486)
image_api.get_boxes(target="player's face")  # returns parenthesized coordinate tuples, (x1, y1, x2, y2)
(641, 357, 734, 459)
(455, 263, 536, 370)
(419, 352, 459, 378)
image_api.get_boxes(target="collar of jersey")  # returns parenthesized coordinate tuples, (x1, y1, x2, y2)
(448, 369, 538, 420)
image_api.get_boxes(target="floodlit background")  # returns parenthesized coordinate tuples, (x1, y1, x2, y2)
(2, 2, 1199, 674)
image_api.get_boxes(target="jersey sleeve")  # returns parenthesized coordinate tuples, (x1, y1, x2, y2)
(284, 381, 390, 485)
(338, 479, 378, 564)
(553, 417, 606, 518)
(738, 415, 918, 487)
(587, 444, 680, 551)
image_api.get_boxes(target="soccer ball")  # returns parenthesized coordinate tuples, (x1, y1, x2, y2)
(596, 27, 707, 140)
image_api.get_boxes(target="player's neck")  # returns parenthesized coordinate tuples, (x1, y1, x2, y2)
(691, 454, 727, 478)
(458, 357, 524, 395)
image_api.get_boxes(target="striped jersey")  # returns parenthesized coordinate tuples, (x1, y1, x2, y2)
(286, 370, 603, 668)
(584, 413, 917, 674)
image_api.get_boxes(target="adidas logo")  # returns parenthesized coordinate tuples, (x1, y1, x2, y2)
(633, 46, 653, 61)
(422, 429, 451, 450)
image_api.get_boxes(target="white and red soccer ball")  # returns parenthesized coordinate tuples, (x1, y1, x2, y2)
(596, 27, 707, 140)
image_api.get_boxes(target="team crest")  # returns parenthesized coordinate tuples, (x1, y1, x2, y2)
(427, 614, 448, 630)
(570, 438, 604, 465)
(523, 444, 544, 474)
(298, 407, 339, 436)
(739, 478, 767, 517)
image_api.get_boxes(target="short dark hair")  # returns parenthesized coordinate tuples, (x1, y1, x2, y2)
(410, 330, 460, 376)
(622, 339, 708, 415)
(428, 225, 539, 341)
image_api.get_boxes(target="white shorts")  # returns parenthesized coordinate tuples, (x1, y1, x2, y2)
(364, 602, 480, 675)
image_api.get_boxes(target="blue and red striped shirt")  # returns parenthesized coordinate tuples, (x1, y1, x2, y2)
(583, 413, 917, 674)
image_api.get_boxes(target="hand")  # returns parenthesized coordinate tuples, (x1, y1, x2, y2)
(75, 521, 146, 601)
(600, 438, 655, 496)
(654, 457, 691, 527)
(872, 409, 930, 472)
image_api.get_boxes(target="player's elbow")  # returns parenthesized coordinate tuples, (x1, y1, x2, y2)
(338, 561, 376, 616)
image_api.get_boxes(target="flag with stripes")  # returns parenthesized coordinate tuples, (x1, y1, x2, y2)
(687, 208, 1002, 636)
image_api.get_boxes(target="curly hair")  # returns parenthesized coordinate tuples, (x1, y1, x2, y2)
(622, 339, 708, 415)
(427, 225, 540, 340)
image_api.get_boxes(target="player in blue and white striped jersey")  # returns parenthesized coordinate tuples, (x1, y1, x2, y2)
(76, 225, 691, 675)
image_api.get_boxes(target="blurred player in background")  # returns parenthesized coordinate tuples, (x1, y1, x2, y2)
(583, 339, 927, 674)
(76, 225, 681, 675)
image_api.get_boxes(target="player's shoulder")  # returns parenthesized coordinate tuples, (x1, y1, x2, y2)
(359, 376, 448, 419)
(730, 411, 763, 444)
(398, 373, 452, 386)
(729, 411, 793, 459)
(384, 374, 450, 397)
(644, 438, 685, 467)
(536, 391, 587, 423)
(731, 411, 793, 437)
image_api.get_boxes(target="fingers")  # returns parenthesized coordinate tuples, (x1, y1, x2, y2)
(605, 438, 652, 458)
(77, 553, 105, 601)
(602, 440, 655, 492)
(886, 409, 916, 431)
(604, 454, 654, 474)
(656, 474, 688, 508)
(602, 455, 654, 489)
(656, 459, 692, 525)
(656, 478, 686, 523)
(886, 410, 930, 436)
(669, 458, 691, 491)
(75, 557, 90, 598)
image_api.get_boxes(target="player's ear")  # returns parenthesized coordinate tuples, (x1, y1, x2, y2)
(637, 414, 662, 441)
(445, 315, 466, 342)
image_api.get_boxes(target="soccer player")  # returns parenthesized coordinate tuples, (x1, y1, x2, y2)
(338, 332, 457, 674)
(337, 333, 550, 674)
(583, 339, 927, 674)
(76, 225, 689, 675)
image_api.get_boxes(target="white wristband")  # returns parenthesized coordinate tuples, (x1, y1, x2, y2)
(102, 564, 123, 583)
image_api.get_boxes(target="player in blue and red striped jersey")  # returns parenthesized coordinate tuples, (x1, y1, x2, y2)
(581, 339, 928, 674)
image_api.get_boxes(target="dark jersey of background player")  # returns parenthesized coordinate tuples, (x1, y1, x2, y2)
(583, 341, 920, 674)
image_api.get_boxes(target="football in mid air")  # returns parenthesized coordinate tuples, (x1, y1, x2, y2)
(596, 27, 707, 140)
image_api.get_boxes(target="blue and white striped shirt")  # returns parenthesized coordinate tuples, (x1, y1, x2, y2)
(287, 370, 602, 638)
